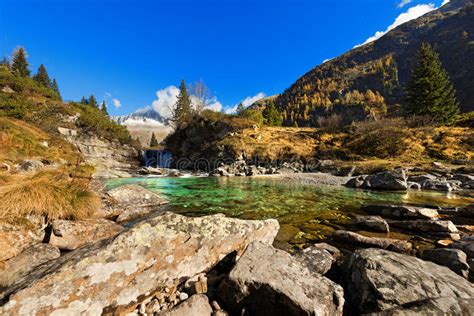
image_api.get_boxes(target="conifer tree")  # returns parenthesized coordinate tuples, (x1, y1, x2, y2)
(236, 102, 245, 115)
(33, 64, 51, 87)
(404, 43, 459, 125)
(263, 103, 282, 126)
(88, 95, 98, 108)
(81, 96, 88, 105)
(11, 47, 30, 77)
(100, 101, 108, 115)
(149, 132, 159, 147)
(172, 80, 193, 126)
(0, 57, 9, 69)
(51, 79, 61, 99)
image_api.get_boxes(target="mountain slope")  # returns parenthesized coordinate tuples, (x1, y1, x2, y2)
(263, 0, 474, 127)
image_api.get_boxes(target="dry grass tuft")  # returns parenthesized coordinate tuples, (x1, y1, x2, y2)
(0, 170, 100, 223)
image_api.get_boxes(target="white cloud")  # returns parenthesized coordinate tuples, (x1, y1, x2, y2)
(151, 85, 225, 118)
(225, 92, 266, 114)
(151, 85, 180, 119)
(441, 0, 450, 6)
(112, 98, 121, 108)
(398, 0, 412, 8)
(355, 3, 436, 47)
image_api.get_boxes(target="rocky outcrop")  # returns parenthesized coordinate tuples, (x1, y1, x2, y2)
(218, 241, 344, 316)
(331, 230, 412, 253)
(363, 204, 439, 219)
(421, 248, 470, 278)
(16, 160, 44, 172)
(0, 223, 43, 262)
(57, 127, 139, 176)
(0, 213, 279, 315)
(0, 244, 60, 289)
(49, 219, 124, 251)
(346, 249, 474, 314)
(107, 184, 168, 222)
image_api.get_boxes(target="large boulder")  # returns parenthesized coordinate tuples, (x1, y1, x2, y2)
(294, 245, 335, 275)
(331, 230, 412, 253)
(0, 243, 60, 289)
(107, 184, 168, 222)
(218, 242, 344, 316)
(361, 169, 408, 191)
(0, 223, 43, 262)
(0, 213, 279, 315)
(49, 219, 124, 251)
(362, 204, 439, 219)
(346, 249, 474, 314)
(449, 236, 474, 258)
(421, 248, 470, 278)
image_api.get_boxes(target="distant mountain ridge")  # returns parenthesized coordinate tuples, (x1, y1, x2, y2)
(258, 0, 474, 127)
(113, 107, 172, 146)
(113, 107, 170, 126)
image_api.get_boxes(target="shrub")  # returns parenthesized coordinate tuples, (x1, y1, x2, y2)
(347, 118, 411, 158)
(0, 170, 100, 223)
(74, 103, 133, 144)
(316, 113, 344, 132)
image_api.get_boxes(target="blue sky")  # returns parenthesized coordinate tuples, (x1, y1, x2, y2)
(0, 0, 448, 116)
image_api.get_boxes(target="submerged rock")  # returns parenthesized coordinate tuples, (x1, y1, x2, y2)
(0, 213, 279, 315)
(421, 248, 470, 278)
(331, 230, 412, 253)
(218, 241, 344, 316)
(346, 248, 474, 314)
(363, 204, 439, 219)
(107, 184, 168, 222)
(49, 219, 124, 251)
(0, 243, 60, 289)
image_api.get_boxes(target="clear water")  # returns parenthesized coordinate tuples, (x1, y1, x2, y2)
(106, 176, 473, 249)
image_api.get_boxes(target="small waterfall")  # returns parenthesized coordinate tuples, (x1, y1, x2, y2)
(141, 150, 172, 168)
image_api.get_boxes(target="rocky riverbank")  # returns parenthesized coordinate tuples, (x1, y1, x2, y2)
(0, 181, 473, 315)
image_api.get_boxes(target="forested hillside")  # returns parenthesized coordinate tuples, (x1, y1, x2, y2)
(257, 0, 474, 127)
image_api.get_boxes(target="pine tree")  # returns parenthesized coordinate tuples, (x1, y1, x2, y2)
(0, 57, 9, 69)
(404, 43, 459, 125)
(11, 47, 30, 77)
(149, 132, 159, 147)
(33, 64, 51, 87)
(173, 80, 193, 126)
(51, 79, 61, 99)
(100, 101, 108, 115)
(81, 96, 88, 105)
(88, 95, 98, 108)
(236, 102, 245, 115)
(263, 103, 282, 126)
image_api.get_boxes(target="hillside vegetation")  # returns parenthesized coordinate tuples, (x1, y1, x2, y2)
(166, 110, 473, 171)
(256, 0, 474, 127)
(0, 50, 135, 224)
